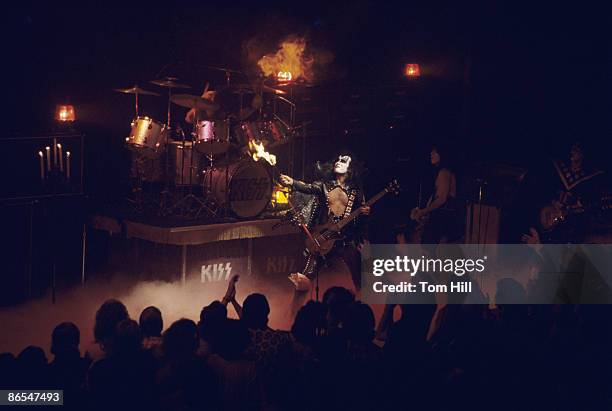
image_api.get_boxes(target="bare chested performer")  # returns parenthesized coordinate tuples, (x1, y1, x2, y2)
(279, 155, 370, 294)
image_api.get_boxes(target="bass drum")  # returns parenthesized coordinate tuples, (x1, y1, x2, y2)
(203, 160, 272, 218)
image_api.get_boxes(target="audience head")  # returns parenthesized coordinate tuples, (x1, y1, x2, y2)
(139, 306, 163, 338)
(0, 352, 15, 367)
(163, 319, 199, 359)
(94, 299, 129, 347)
(16, 346, 48, 388)
(344, 302, 376, 344)
(17, 346, 47, 369)
(322, 286, 355, 327)
(214, 319, 250, 361)
(199, 300, 227, 341)
(0, 353, 16, 385)
(51, 322, 80, 357)
(385, 304, 437, 348)
(242, 293, 270, 330)
(291, 301, 325, 346)
(113, 319, 141, 356)
(400, 303, 437, 324)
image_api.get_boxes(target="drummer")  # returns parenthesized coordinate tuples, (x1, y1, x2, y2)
(185, 85, 263, 124)
(185, 85, 217, 124)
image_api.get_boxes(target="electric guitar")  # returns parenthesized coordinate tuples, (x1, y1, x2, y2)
(539, 192, 612, 231)
(304, 180, 400, 255)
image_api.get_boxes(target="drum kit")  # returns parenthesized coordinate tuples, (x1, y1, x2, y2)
(115, 71, 296, 220)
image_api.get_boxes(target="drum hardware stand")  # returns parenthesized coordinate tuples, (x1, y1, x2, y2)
(161, 87, 174, 206)
(149, 77, 192, 215)
(126, 187, 145, 214)
(270, 84, 297, 177)
(161, 120, 217, 218)
(198, 118, 232, 220)
(134, 86, 140, 117)
(113, 85, 161, 118)
(167, 121, 220, 220)
(224, 121, 231, 219)
(169, 190, 216, 219)
(126, 155, 151, 214)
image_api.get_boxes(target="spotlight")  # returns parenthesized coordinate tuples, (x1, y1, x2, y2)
(277, 71, 293, 83)
(55, 105, 76, 122)
(404, 64, 421, 78)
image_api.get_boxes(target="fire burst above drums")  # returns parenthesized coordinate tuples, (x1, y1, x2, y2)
(257, 37, 314, 83)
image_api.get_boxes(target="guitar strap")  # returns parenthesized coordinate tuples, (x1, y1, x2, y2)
(553, 159, 604, 191)
(343, 189, 357, 220)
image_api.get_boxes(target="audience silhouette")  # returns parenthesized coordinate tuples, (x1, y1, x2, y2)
(2, 279, 612, 410)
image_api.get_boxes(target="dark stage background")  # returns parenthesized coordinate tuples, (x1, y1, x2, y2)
(1, 1, 611, 303)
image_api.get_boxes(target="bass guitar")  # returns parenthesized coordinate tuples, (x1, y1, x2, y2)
(305, 180, 400, 255)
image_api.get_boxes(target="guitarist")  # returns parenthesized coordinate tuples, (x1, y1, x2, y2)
(279, 154, 370, 293)
(410, 144, 462, 245)
(522, 141, 607, 244)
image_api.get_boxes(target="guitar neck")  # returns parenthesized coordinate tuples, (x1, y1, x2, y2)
(337, 188, 388, 230)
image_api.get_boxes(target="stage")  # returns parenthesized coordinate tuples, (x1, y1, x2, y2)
(0, 213, 360, 357)
(87, 213, 305, 285)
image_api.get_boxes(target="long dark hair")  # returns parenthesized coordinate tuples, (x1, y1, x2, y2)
(431, 142, 456, 173)
(314, 152, 365, 186)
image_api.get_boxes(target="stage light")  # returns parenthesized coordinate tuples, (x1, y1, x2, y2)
(404, 64, 421, 78)
(277, 71, 293, 82)
(272, 185, 289, 205)
(55, 105, 76, 122)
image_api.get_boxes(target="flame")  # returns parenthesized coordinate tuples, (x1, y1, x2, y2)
(248, 140, 276, 166)
(258, 37, 313, 82)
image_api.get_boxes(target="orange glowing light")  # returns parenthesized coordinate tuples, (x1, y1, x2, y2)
(277, 71, 293, 82)
(272, 185, 290, 205)
(258, 37, 313, 82)
(55, 105, 76, 122)
(404, 64, 421, 78)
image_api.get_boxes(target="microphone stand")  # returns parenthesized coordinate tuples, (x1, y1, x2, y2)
(288, 197, 325, 302)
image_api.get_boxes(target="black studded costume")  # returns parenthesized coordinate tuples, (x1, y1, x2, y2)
(290, 177, 368, 292)
(545, 158, 607, 243)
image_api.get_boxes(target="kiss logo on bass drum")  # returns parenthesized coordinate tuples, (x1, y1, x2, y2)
(203, 160, 273, 218)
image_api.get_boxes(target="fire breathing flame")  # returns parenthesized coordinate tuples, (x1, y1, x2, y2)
(249, 140, 276, 166)
(258, 37, 313, 82)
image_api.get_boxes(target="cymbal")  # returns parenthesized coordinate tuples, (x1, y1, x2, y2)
(218, 84, 256, 94)
(261, 85, 286, 95)
(227, 82, 285, 96)
(150, 77, 191, 89)
(171, 94, 219, 111)
(203, 65, 243, 74)
(114, 85, 160, 96)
